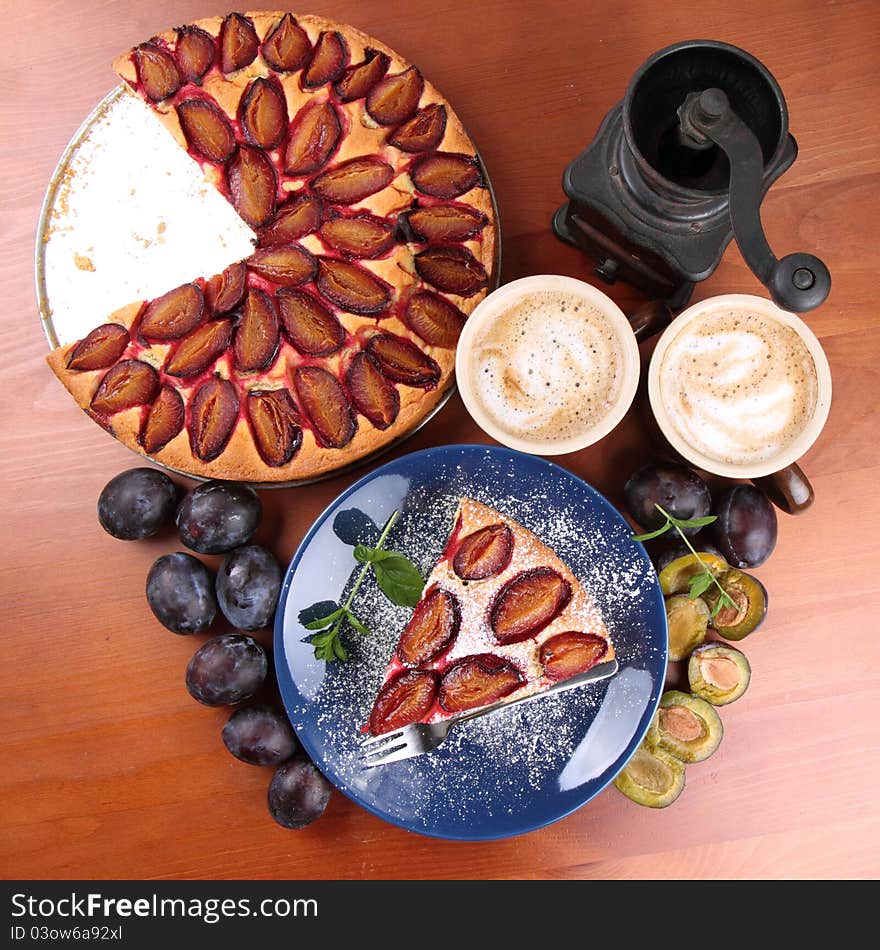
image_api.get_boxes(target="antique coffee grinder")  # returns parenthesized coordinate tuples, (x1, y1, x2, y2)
(553, 40, 830, 311)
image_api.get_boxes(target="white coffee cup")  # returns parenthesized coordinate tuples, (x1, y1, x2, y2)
(455, 275, 640, 455)
(647, 293, 832, 485)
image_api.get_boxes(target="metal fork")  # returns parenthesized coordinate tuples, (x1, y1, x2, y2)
(359, 658, 619, 768)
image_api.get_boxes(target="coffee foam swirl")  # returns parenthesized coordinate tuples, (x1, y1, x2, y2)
(468, 290, 624, 443)
(658, 309, 819, 466)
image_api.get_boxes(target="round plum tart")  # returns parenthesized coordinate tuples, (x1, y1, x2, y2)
(47, 11, 498, 482)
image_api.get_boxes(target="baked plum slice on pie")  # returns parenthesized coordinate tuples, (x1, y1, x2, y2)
(47, 11, 498, 483)
(366, 498, 615, 733)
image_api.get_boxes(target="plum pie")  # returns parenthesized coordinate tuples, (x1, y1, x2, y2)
(367, 498, 615, 734)
(47, 11, 498, 482)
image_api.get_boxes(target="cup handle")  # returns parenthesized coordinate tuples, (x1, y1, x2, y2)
(753, 463, 815, 515)
(626, 300, 675, 342)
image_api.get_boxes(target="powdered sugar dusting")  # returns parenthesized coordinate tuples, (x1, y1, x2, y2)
(278, 446, 665, 837)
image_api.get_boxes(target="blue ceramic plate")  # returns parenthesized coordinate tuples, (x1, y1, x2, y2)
(275, 445, 667, 840)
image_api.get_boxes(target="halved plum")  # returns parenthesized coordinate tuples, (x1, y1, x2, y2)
(346, 350, 400, 430)
(400, 204, 486, 243)
(177, 99, 236, 163)
(188, 376, 239, 462)
(687, 643, 751, 706)
(334, 48, 389, 101)
(438, 654, 523, 713)
(174, 25, 215, 84)
(164, 319, 233, 378)
(410, 152, 482, 198)
(540, 632, 608, 681)
(414, 246, 488, 296)
(259, 194, 324, 246)
(490, 568, 571, 644)
(139, 385, 184, 454)
(239, 77, 288, 150)
(204, 262, 247, 315)
(613, 741, 685, 808)
(219, 12, 259, 73)
(67, 324, 129, 371)
(320, 214, 395, 259)
(233, 288, 279, 372)
(247, 244, 316, 286)
(366, 66, 423, 126)
(133, 42, 181, 102)
(284, 99, 342, 176)
(293, 365, 356, 448)
(658, 552, 728, 597)
(369, 669, 439, 735)
(452, 523, 513, 580)
(703, 570, 768, 640)
(261, 13, 311, 72)
(227, 145, 277, 228)
(247, 388, 303, 467)
(664, 593, 710, 662)
(397, 586, 460, 666)
(653, 690, 723, 763)
(302, 31, 348, 88)
(139, 283, 204, 342)
(366, 334, 440, 387)
(311, 157, 395, 205)
(389, 104, 447, 153)
(316, 259, 391, 315)
(90, 360, 158, 415)
(402, 291, 467, 349)
(277, 289, 345, 356)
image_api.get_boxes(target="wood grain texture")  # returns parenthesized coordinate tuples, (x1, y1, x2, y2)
(1, 0, 879, 880)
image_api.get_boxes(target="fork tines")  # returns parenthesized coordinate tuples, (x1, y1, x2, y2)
(359, 729, 407, 768)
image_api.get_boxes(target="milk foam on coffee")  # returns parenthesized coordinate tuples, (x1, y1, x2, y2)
(468, 289, 624, 444)
(658, 308, 819, 466)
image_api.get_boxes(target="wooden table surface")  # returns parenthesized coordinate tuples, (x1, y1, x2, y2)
(2, 0, 878, 881)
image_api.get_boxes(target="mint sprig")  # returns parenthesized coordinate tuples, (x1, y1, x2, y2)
(632, 504, 737, 619)
(303, 510, 424, 662)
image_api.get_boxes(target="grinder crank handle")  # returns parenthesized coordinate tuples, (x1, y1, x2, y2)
(681, 89, 831, 313)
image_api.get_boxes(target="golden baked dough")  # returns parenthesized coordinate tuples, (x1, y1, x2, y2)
(48, 11, 499, 482)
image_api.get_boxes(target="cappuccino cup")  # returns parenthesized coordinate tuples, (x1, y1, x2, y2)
(647, 294, 832, 510)
(455, 275, 640, 455)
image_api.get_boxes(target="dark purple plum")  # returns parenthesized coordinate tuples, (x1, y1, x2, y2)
(216, 545, 281, 630)
(146, 552, 216, 634)
(98, 467, 180, 540)
(624, 462, 712, 535)
(185, 633, 267, 706)
(176, 480, 261, 554)
(713, 484, 778, 568)
(222, 705, 298, 766)
(652, 539, 724, 573)
(268, 755, 332, 829)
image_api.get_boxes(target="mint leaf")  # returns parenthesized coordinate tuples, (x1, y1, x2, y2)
(302, 608, 344, 630)
(353, 544, 377, 564)
(347, 614, 371, 637)
(688, 571, 714, 598)
(631, 524, 672, 542)
(372, 553, 424, 607)
(670, 514, 718, 529)
(710, 598, 724, 619)
(298, 600, 340, 626)
(309, 628, 348, 662)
